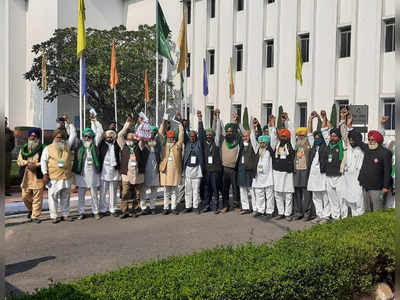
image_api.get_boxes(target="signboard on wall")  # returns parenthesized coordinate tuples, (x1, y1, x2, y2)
(349, 105, 368, 125)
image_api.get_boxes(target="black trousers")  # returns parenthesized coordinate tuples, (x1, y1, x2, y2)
(294, 187, 315, 217)
(222, 167, 240, 209)
(203, 171, 222, 210)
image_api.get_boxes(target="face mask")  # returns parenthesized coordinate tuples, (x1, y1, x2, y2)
(126, 141, 134, 147)
(314, 138, 322, 146)
(55, 141, 65, 150)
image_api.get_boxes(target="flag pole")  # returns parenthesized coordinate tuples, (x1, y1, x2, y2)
(156, 1, 159, 126)
(114, 86, 118, 130)
(164, 78, 167, 113)
(184, 67, 187, 119)
(79, 56, 83, 139)
(41, 97, 44, 144)
(83, 94, 86, 129)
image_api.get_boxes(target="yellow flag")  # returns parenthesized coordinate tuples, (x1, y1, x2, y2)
(41, 51, 47, 92)
(77, 0, 86, 58)
(109, 41, 119, 89)
(176, 12, 188, 73)
(296, 40, 303, 85)
(144, 70, 150, 103)
(229, 58, 235, 97)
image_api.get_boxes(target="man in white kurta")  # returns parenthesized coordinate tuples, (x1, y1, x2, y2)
(73, 120, 103, 220)
(41, 121, 77, 223)
(339, 129, 364, 217)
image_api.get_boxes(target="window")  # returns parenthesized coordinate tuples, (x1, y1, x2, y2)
(208, 49, 215, 75)
(299, 33, 310, 62)
(186, 1, 192, 25)
(261, 103, 273, 126)
(383, 99, 395, 130)
(235, 44, 243, 72)
(237, 0, 244, 11)
(207, 106, 214, 128)
(186, 53, 191, 77)
(298, 103, 307, 127)
(232, 104, 242, 122)
(265, 39, 274, 68)
(210, 0, 216, 18)
(267, 0, 275, 4)
(384, 18, 395, 52)
(338, 26, 351, 58)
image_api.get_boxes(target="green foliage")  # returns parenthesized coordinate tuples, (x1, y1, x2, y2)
(25, 25, 172, 128)
(277, 105, 284, 130)
(242, 107, 249, 130)
(10, 210, 395, 300)
(330, 103, 337, 128)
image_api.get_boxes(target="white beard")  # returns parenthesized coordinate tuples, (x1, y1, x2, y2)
(28, 139, 39, 151)
(54, 141, 65, 151)
(84, 141, 92, 148)
(126, 141, 134, 147)
(259, 147, 267, 157)
(368, 143, 378, 150)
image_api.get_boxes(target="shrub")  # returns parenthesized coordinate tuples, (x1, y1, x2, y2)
(11, 210, 395, 300)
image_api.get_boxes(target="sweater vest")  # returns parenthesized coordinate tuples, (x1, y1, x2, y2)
(221, 142, 239, 169)
(47, 144, 73, 180)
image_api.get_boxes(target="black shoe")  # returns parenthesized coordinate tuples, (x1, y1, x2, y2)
(195, 208, 201, 215)
(214, 210, 220, 214)
(142, 209, 151, 216)
(151, 209, 157, 215)
(172, 209, 179, 215)
(120, 212, 130, 219)
(77, 214, 86, 220)
(240, 210, 250, 215)
(162, 209, 170, 215)
(32, 218, 41, 224)
(294, 215, 303, 221)
(306, 215, 316, 222)
(183, 208, 192, 213)
(27, 211, 32, 219)
(201, 208, 210, 213)
(61, 216, 73, 222)
(52, 218, 61, 224)
(253, 212, 262, 218)
(112, 212, 119, 217)
(275, 215, 285, 220)
(103, 211, 111, 217)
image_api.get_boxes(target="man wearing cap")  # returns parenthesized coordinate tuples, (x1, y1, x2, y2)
(269, 113, 295, 221)
(339, 126, 364, 217)
(5, 117, 15, 196)
(217, 112, 242, 213)
(139, 125, 162, 215)
(202, 109, 223, 214)
(307, 111, 331, 224)
(350, 121, 392, 212)
(118, 117, 149, 219)
(293, 127, 313, 221)
(72, 112, 104, 220)
(41, 120, 76, 223)
(182, 111, 205, 214)
(250, 119, 275, 217)
(98, 127, 121, 217)
(17, 128, 45, 223)
(159, 114, 184, 215)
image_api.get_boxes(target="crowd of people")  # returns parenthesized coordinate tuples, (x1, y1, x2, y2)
(8, 106, 395, 224)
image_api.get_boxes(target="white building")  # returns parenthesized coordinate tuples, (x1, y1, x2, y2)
(4, 0, 396, 137)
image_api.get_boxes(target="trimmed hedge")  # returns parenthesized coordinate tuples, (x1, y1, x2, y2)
(11, 210, 395, 300)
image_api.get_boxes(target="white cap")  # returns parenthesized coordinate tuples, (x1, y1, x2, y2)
(89, 108, 97, 116)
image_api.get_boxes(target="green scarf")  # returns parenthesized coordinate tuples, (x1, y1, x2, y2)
(328, 140, 344, 161)
(77, 143, 100, 173)
(21, 143, 43, 158)
(225, 139, 239, 150)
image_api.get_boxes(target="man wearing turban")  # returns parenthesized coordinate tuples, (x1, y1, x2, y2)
(17, 128, 45, 223)
(41, 116, 77, 223)
(98, 123, 121, 218)
(159, 113, 185, 215)
(349, 117, 392, 212)
(72, 113, 104, 221)
(269, 114, 295, 221)
(293, 127, 313, 221)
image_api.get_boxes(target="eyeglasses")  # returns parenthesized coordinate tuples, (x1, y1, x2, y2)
(368, 139, 375, 142)
(84, 135, 92, 139)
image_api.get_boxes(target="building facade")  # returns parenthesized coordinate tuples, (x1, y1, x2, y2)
(4, 0, 396, 137)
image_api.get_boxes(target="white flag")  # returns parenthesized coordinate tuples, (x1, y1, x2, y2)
(162, 57, 168, 82)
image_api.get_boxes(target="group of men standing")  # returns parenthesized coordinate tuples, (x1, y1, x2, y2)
(10, 105, 394, 224)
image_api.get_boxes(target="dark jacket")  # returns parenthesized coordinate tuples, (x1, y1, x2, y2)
(204, 140, 222, 173)
(308, 141, 329, 174)
(18, 144, 44, 180)
(358, 143, 392, 190)
(326, 143, 342, 177)
(183, 121, 205, 173)
(271, 141, 295, 173)
(238, 140, 259, 172)
(120, 143, 149, 175)
(98, 139, 121, 172)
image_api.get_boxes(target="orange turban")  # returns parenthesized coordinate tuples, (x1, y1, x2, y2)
(368, 130, 383, 144)
(166, 130, 175, 138)
(279, 129, 291, 139)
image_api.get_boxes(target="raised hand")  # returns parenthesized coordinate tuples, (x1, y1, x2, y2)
(197, 110, 202, 120)
(381, 115, 389, 126)
(320, 110, 327, 120)
(268, 115, 276, 127)
(214, 109, 220, 118)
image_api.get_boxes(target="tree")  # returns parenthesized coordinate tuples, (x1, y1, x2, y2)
(277, 105, 284, 130)
(25, 25, 173, 128)
(242, 107, 249, 130)
(330, 103, 337, 128)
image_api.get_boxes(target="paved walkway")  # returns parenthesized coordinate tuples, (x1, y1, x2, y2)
(5, 206, 312, 296)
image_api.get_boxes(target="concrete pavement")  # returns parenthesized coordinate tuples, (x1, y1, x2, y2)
(5, 206, 312, 296)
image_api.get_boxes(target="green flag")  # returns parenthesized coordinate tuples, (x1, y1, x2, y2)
(157, 1, 173, 64)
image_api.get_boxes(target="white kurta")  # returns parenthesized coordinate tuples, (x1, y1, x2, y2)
(307, 151, 327, 192)
(252, 150, 274, 188)
(75, 149, 101, 188)
(339, 146, 363, 204)
(273, 171, 294, 193)
(101, 143, 120, 181)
